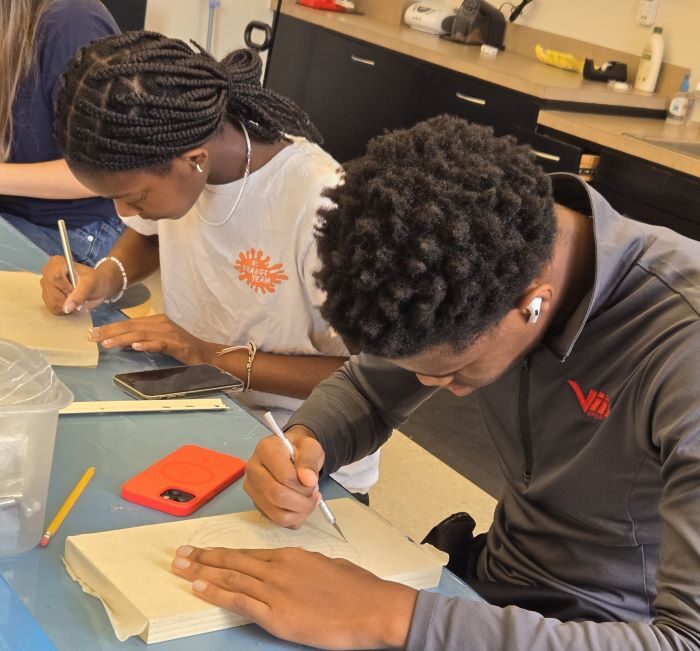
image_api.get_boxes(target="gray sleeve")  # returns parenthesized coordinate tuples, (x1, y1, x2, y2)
(407, 329, 700, 651)
(407, 592, 689, 651)
(286, 353, 436, 475)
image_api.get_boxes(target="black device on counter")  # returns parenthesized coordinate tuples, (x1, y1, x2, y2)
(583, 59, 628, 83)
(442, 1, 506, 50)
(113, 364, 244, 399)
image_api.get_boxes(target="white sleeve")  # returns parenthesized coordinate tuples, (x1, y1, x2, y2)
(120, 215, 159, 237)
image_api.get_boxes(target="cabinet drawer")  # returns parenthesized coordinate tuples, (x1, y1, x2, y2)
(303, 30, 417, 161)
(408, 63, 540, 135)
(514, 128, 582, 173)
(266, 15, 319, 106)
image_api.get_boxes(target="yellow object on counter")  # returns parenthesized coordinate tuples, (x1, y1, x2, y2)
(535, 44, 584, 74)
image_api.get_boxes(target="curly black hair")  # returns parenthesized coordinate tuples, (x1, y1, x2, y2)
(315, 115, 556, 358)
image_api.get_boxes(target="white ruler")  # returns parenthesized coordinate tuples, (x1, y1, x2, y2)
(60, 398, 229, 415)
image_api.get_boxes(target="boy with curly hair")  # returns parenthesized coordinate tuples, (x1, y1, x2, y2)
(171, 116, 700, 650)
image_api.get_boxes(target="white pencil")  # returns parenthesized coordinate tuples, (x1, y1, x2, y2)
(263, 411, 348, 542)
(57, 219, 77, 288)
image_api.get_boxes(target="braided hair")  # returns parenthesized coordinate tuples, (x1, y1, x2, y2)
(54, 31, 322, 171)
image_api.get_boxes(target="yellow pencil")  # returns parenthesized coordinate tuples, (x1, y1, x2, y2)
(39, 466, 95, 548)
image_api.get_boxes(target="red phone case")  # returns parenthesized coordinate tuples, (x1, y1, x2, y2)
(121, 445, 245, 516)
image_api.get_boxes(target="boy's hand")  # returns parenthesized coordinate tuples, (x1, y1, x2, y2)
(244, 425, 325, 528)
(171, 545, 417, 649)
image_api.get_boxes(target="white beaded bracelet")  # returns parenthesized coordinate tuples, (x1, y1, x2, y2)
(95, 256, 128, 304)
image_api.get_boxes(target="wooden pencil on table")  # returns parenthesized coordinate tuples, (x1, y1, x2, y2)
(39, 466, 95, 548)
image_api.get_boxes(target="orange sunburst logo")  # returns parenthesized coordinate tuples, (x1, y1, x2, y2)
(234, 248, 289, 294)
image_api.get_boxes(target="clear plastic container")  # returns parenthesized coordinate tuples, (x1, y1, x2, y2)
(0, 339, 73, 556)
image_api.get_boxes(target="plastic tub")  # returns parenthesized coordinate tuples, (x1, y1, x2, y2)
(0, 339, 73, 556)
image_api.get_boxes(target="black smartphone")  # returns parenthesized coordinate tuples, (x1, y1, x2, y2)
(113, 364, 244, 399)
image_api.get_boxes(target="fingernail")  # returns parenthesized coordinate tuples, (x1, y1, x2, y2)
(192, 580, 208, 592)
(102, 339, 113, 347)
(176, 545, 194, 557)
(76, 304, 83, 312)
(132, 342, 143, 350)
(63, 302, 75, 314)
(173, 557, 190, 569)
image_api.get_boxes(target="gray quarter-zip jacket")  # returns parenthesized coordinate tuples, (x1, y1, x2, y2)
(288, 174, 700, 649)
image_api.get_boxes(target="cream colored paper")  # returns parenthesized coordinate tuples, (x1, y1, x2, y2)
(64, 498, 447, 644)
(0, 271, 97, 367)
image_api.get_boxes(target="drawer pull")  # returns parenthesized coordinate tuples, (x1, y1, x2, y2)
(532, 149, 561, 163)
(456, 92, 486, 106)
(351, 55, 375, 66)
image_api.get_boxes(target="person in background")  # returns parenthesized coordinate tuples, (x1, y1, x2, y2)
(39, 31, 379, 499)
(172, 116, 700, 651)
(0, 0, 124, 264)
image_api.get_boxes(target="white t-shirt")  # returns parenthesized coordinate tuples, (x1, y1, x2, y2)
(123, 139, 379, 493)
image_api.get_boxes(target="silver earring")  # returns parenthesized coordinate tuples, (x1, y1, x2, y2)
(195, 163, 204, 173)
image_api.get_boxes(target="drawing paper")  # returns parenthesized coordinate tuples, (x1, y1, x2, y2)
(0, 271, 97, 367)
(65, 498, 447, 643)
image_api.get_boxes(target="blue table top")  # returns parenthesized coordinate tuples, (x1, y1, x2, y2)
(0, 217, 480, 650)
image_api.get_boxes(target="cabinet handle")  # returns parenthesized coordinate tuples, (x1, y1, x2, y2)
(351, 55, 375, 66)
(531, 149, 561, 163)
(456, 92, 486, 106)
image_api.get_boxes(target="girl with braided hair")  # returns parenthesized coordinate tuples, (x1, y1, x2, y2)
(0, 0, 124, 264)
(40, 30, 379, 498)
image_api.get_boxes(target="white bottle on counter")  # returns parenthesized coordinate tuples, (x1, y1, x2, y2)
(635, 26, 664, 93)
(688, 82, 700, 125)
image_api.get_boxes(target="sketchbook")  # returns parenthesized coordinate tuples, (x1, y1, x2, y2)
(0, 271, 97, 367)
(65, 498, 447, 644)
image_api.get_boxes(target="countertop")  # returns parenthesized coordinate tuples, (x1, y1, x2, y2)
(537, 111, 700, 178)
(278, 0, 667, 111)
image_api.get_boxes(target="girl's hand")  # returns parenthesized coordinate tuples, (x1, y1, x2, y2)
(40, 256, 117, 314)
(88, 314, 217, 364)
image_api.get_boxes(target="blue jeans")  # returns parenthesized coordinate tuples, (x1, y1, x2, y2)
(5, 215, 125, 267)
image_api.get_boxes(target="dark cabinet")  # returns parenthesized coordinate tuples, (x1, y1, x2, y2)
(302, 31, 418, 162)
(100, 0, 146, 31)
(513, 128, 582, 174)
(267, 15, 543, 162)
(593, 151, 700, 240)
(266, 15, 318, 110)
(267, 16, 416, 161)
(407, 62, 539, 136)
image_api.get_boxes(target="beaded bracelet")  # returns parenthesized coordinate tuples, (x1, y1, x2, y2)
(94, 256, 128, 304)
(216, 341, 257, 391)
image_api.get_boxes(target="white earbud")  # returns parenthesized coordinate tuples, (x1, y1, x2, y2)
(527, 297, 543, 324)
(195, 163, 204, 173)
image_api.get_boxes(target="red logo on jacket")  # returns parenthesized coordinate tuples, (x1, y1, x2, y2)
(566, 380, 610, 420)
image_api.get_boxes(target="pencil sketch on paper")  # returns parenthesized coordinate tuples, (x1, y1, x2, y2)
(188, 513, 362, 565)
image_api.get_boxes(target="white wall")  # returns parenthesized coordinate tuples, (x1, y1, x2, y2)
(144, 0, 273, 61)
(511, 0, 698, 81)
